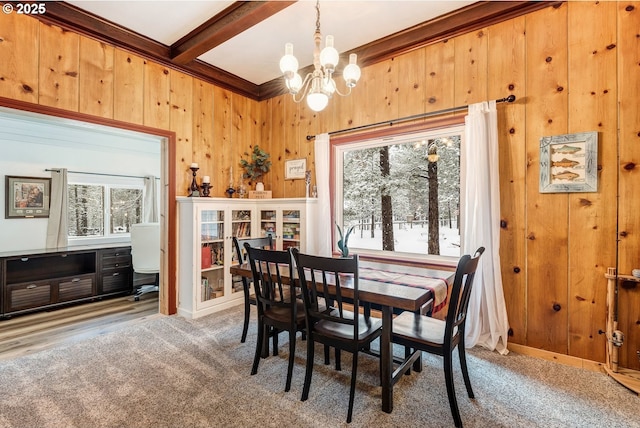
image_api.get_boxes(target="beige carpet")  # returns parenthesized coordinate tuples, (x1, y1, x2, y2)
(0, 305, 638, 428)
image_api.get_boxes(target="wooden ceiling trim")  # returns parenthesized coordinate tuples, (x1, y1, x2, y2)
(354, 1, 562, 66)
(171, 1, 296, 65)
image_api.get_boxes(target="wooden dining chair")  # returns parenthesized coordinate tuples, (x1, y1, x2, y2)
(391, 247, 484, 428)
(232, 236, 274, 343)
(245, 244, 305, 392)
(291, 248, 382, 424)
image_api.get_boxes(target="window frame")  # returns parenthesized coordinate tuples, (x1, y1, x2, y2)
(331, 120, 466, 267)
(67, 174, 145, 246)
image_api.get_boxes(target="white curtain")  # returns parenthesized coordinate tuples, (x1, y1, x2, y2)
(462, 101, 509, 355)
(46, 168, 68, 249)
(314, 133, 332, 257)
(143, 175, 159, 223)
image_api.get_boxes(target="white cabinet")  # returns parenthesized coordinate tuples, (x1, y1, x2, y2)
(177, 197, 316, 319)
(256, 200, 317, 253)
(177, 198, 255, 319)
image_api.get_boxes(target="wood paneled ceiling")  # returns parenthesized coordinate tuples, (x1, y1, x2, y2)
(15, 1, 558, 100)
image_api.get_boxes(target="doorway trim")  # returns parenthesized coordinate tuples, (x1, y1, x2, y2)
(0, 96, 177, 315)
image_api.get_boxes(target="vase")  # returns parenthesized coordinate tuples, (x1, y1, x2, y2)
(255, 182, 264, 192)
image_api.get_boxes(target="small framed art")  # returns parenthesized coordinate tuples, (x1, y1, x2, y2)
(5, 175, 51, 218)
(539, 131, 598, 193)
(284, 158, 307, 180)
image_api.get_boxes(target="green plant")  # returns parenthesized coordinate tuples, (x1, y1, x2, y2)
(240, 145, 271, 182)
(336, 223, 355, 257)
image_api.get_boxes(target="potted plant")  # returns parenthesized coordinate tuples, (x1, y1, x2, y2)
(336, 223, 355, 257)
(240, 145, 271, 190)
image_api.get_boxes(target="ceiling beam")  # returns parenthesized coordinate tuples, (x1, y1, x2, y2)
(34, 1, 263, 99)
(171, 1, 296, 65)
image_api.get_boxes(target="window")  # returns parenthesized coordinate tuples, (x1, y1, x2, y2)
(68, 183, 142, 239)
(334, 125, 463, 260)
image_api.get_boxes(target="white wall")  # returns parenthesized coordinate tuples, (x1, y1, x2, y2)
(0, 107, 161, 253)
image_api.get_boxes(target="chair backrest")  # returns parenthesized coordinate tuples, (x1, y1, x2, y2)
(444, 247, 485, 343)
(291, 249, 360, 339)
(245, 244, 296, 315)
(130, 222, 160, 274)
(232, 236, 274, 265)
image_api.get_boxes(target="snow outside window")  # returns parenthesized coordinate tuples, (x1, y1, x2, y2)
(334, 125, 464, 263)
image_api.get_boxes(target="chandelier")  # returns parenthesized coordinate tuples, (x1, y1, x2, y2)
(279, 0, 361, 112)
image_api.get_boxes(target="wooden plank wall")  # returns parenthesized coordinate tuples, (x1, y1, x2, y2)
(616, 1, 640, 370)
(0, 13, 262, 318)
(0, 12, 261, 199)
(1, 3, 639, 367)
(265, 1, 638, 367)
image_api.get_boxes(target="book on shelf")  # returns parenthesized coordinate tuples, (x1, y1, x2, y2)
(201, 245, 212, 269)
(282, 210, 300, 220)
(233, 221, 251, 238)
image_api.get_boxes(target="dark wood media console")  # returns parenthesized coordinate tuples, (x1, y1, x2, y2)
(0, 245, 133, 318)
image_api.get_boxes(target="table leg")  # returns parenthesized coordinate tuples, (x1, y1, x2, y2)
(381, 305, 393, 413)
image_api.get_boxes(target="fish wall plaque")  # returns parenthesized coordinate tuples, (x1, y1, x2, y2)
(539, 131, 598, 193)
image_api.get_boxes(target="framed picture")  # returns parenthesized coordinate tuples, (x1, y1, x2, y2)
(5, 175, 51, 218)
(539, 131, 598, 193)
(284, 158, 307, 180)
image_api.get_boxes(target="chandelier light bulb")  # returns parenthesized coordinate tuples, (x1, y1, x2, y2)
(319, 35, 339, 72)
(323, 77, 336, 96)
(307, 76, 329, 111)
(279, 43, 299, 77)
(307, 90, 329, 112)
(286, 72, 303, 94)
(343, 53, 361, 88)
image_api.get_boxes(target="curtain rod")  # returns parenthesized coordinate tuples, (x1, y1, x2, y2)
(45, 169, 159, 180)
(306, 95, 516, 141)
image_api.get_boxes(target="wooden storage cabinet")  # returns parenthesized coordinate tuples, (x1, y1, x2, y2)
(98, 247, 133, 295)
(3, 251, 96, 315)
(58, 274, 95, 302)
(6, 279, 53, 312)
(0, 245, 134, 318)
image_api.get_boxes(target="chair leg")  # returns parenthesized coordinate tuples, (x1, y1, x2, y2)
(241, 296, 251, 343)
(324, 344, 330, 365)
(301, 337, 315, 401)
(404, 346, 412, 375)
(458, 343, 474, 398)
(444, 352, 462, 428)
(272, 327, 279, 356)
(335, 348, 342, 371)
(285, 329, 296, 392)
(251, 319, 265, 376)
(346, 352, 358, 424)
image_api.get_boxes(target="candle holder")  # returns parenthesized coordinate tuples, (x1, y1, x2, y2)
(225, 186, 236, 198)
(237, 182, 247, 199)
(189, 166, 200, 197)
(201, 182, 211, 197)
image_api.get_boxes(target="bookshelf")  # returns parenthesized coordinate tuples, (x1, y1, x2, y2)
(177, 197, 317, 319)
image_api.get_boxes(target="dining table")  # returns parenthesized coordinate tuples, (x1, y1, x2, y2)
(230, 258, 454, 413)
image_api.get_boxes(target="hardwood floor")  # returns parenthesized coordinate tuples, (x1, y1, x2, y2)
(0, 294, 159, 361)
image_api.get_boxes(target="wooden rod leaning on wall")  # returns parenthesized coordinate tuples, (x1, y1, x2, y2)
(45, 169, 160, 180)
(305, 94, 516, 141)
